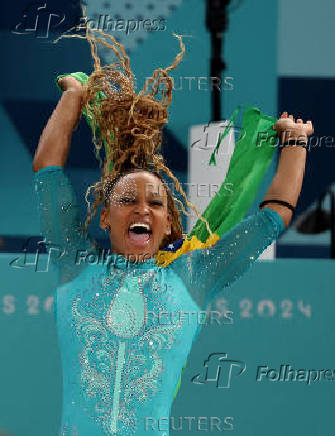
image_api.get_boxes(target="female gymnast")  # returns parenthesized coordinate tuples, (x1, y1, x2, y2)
(33, 31, 313, 436)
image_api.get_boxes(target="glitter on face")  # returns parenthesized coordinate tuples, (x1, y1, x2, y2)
(105, 178, 138, 208)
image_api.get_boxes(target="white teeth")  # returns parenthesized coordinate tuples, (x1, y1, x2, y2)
(129, 223, 151, 231)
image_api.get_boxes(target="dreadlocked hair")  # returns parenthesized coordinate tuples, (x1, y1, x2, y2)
(57, 25, 213, 243)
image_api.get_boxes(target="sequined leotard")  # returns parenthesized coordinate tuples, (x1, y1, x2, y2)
(34, 166, 285, 436)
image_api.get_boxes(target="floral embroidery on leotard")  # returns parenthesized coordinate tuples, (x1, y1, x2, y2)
(72, 269, 183, 435)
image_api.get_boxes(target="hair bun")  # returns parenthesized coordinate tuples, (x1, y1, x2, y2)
(117, 149, 154, 174)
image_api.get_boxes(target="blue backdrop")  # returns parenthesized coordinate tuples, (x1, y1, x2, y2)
(1, 0, 335, 435)
(0, 256, 334, 435)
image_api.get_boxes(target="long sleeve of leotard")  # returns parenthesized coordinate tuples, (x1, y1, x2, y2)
(171, 208, 285, 309)
(34, 166, 98, 285)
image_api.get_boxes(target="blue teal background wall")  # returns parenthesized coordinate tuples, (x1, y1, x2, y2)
(1, 256, 334, 436)
(276, 0, 335, 255)
(0, 0, 278, 240)
(278, 0, 335, 78)
(1, 0, 335, 435)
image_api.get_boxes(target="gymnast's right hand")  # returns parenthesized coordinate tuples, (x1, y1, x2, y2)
(33, 76, 86, 171)
(57, 75, 84, 92)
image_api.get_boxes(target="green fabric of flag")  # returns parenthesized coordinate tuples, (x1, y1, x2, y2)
(189, 106, 278, 242)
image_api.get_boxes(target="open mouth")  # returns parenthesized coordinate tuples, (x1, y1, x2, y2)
(127, 223, 153, 247)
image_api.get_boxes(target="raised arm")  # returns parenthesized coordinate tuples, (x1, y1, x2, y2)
(33, 76, 85, 171)
(171, 112, 314, 309)
(260, 112, 314, 225)
(33, 77, 97, 286)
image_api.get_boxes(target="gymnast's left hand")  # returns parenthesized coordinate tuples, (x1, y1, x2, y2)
(273, 111, 314, 144)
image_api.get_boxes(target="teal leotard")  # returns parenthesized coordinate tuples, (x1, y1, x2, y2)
(34, 166, 285, 436)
